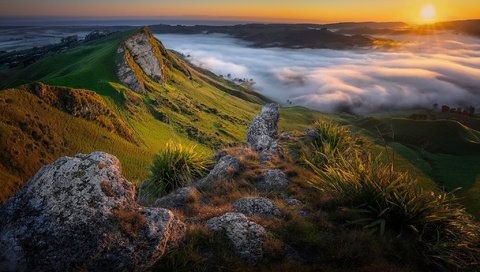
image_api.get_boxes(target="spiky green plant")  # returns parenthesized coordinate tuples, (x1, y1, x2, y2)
(300, 120, 357, 168)
(145, 141, 213, 197)
(306, 149, 480, 270)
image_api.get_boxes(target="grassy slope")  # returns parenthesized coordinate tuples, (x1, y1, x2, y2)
(0, 28, 323, 202)
(353, 116, 480, 216)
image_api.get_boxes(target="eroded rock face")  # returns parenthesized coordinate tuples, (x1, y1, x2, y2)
(196, 155, 240, 188)
(233, 197, 281, 218)
(116, 46, 145, 94)
(256, 169, 289, 191)
(246, 103, 280, 160)
(0, 152, 185, 271)
(124, 32, 164, 83)
(207, 212, 266, 262)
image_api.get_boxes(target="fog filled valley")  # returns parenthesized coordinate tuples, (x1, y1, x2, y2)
(157, 32, 480, 113)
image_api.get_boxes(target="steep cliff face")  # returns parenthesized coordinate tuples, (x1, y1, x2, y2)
(116, 28, 171, 94)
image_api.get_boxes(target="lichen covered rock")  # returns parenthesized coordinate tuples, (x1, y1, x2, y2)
(207, 212, 266, 262)
(0, 152, 185, 271)
(256, 169, 289, 191)
(124, 31, 164, 83)
(246, 103, 280, 160)
(196, 155, 240, 188)
(116, 46, 145, 94)
(233, 197, 282, 218)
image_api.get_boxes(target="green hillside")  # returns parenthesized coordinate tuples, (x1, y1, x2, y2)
(353, 116, 480, 216)
(0, 27, 324, 202)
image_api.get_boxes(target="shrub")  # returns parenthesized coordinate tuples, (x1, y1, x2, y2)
(306, 149, 480, 270)
(145, 141, 212, 197)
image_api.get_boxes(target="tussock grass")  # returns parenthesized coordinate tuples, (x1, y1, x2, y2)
(305, 120, 480, 270)
(300, 119, 358, 168)
(144, 141, 213, 197)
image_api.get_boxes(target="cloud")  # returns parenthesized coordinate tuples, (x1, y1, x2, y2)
(156, 32, 480, 114)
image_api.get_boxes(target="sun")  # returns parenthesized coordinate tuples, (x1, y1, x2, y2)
(420, 4, 436, 22)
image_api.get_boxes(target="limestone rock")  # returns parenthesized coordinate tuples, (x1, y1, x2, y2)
(0, 152, 185, 271)
(116, 46, 145, 94)
(233, 197, 281, 218)
(256, 169, 289, 191)
(155, 186, 199, 210)
(246, 103, 280, 159)
(207, 212, 266, 262)
(124, 31, 164, 83)
(196, 155, 240, 188)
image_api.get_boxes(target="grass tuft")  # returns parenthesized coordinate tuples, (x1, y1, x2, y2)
(143, 141, 213, 197)
(305, 120, 480, 270)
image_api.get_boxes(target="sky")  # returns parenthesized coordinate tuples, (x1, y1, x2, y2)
(0, 0, 479, 23)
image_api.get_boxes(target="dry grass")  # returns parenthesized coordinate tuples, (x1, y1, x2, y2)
(111, 208, 146, 239)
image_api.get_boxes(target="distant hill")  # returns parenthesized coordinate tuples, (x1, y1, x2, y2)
(149, 23, 390, 49)
(336, 19, 480, 38)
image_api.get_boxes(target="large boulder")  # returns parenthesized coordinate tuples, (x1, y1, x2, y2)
(233, 197, 281, 218)
(207, 212, 266, 262)
(0, 152, 185, 271)
(256, 169, 289, 191)
(246, 103, 280, 160)
(196, 155, 240, 188)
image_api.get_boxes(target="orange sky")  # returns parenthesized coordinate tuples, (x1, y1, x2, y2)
(1, 1, 479, 23)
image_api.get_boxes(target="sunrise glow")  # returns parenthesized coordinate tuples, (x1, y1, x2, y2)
(421, 4, 437, 22)
(0, 1, 478, 23)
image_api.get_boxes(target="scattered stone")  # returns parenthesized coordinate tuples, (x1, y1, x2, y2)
(256, 169, 289, 191)
(207, 212, 266, 262)
(233, 197, 282, 217)
(0, 152, 185, 271)
(285, 198, 303, 206)
(155, 186, 199, 210)
(246, 103, 280, 160)
(196, 155, 240, 188)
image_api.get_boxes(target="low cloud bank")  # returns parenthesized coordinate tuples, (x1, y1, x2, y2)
(155, 33, 480, 114)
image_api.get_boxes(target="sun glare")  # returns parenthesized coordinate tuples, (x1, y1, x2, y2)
(420, 4, 436, 22)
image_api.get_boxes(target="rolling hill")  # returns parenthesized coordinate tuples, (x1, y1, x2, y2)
(0, 27, 325, 202)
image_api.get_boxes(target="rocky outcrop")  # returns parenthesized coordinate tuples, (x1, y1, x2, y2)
(207, 212, 266, 262)
(256, 169, 289, 191)
(246, 103, 280, 160)
(233, 197, 281, 218)
(196, 155, 240, 188)
(116, 46, 145, 94)
(116, 28, 167, 94)
(0, 152, 185, 271)
(124, 31, 164, 83)
(155, 186, 199, 210)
